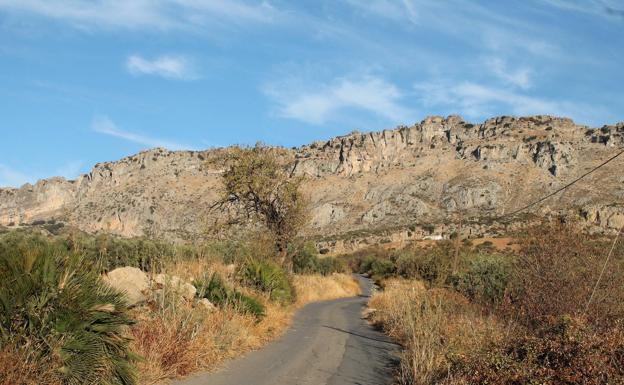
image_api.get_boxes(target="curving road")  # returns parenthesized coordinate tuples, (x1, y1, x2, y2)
(176, 275, 399, 385)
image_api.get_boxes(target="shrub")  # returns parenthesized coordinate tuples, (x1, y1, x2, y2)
(293, 243, 345, 276)
(195, 272, 265, 318)
(453, 317, 624, 385)
(454, 254, 512, 305)
(0, 235, 138, 385)
(357, 255, 378, 274)
(317, 257, 346, 275)
(369, 280, 503, 385)
(370, 258, 395, 279)
(509, 223, 624, 329)
(292, 242, 320, 274)
(394, 245, 456, 285)
(240, 259, 294, 304)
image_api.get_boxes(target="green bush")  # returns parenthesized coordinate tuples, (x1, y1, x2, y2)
(396, 250, 451, 284)
(194, 272, 265, 318)
(370, 258, 395, 278)
(316, 257, 345, 275)
(454, 254, 512, 305)
(357, 255, 378, 274)
(0, 234, 138, 385)
(356, 254, 395, 278)
(293, 243, 345, 276)
(292, 242, 320, 274)
(240, 259, 294, 304)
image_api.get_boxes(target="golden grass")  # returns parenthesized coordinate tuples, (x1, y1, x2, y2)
(0, 257, 360, 385)
(292, 273, 361, 306)
(368, 279, 503, 385)
(130, 300, 291, 385)
(130, 263, 359, 384)
(0, 343, 61, 385)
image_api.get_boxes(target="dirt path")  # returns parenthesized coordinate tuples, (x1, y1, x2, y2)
(175, 275, 399, 385)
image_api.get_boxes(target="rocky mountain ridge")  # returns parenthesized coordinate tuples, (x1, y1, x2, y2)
(1, 115, 623, 247)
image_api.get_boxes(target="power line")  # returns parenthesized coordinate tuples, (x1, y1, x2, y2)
(583, 222, 624, 315)
(499, 148, 624, 220)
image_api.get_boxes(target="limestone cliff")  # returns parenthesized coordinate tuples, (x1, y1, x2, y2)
(1, 115, 623, 243)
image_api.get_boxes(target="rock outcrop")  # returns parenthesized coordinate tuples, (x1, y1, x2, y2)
(1, 115, 623, 244)
(103, 266, 199, 307)
(103, 267, 150, 307)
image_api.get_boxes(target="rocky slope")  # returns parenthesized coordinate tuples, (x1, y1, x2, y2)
(1, 115, 623, 248)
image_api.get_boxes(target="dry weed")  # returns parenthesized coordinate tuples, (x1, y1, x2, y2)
(129, 269, 356, 384)
(292, 273, 361, 306)
(0, 343, 61, 385)
(368, 279, 503, 385)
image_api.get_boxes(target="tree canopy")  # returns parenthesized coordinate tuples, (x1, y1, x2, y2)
(215, 145, 309, 265)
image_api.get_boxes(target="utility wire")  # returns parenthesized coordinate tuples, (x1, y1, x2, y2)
(499, 149, 624, 220)
(583, 223, 623, 315)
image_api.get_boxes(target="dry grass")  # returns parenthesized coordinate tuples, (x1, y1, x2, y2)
(0, 258, 360, 385)
(0, 343, 61, 385)
(130, 263, 358, 384)
(292, 273, 361, 306)
(368, 279, 503, 385)
(130, 300, 290, 385)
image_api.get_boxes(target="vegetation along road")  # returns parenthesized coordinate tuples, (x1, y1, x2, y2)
(176, 275, 399, 385)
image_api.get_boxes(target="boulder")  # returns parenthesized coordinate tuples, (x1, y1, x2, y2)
(197, 298, 216, 312)
(152, 273, 197, 300)
(103, 267, 149, 307)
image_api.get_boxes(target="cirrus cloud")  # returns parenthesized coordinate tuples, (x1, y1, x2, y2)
(126, 54, 197, 80)
(264, 75, 415, 125)
(92, 115, 195, 150)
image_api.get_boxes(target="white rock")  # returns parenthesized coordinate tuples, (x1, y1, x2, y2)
(197, 298, 216, 311)
(152, 273, 197, 300)
(103, 267, 149, 307)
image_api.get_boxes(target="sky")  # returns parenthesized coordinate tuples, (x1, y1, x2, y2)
(0, 0, 623, 187)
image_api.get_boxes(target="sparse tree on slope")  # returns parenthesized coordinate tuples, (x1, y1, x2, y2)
(214, 144, 309, 266)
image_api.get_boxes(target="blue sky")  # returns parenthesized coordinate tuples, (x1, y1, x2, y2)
(0, 0, 623, 187)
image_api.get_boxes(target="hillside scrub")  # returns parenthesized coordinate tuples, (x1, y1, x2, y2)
(368, 279, 503, 385)
(131, 258, 360, 384)
(195, 272, 266, 319)
(367, 223, 624, 384)
(0, 230, 360, 384)
(292, 242, 347, 275)
(0, 234, 138, 385)
(240, 259, 294, 304)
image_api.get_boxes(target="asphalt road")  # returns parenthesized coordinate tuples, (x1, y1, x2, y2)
(176, 275, 399, 385)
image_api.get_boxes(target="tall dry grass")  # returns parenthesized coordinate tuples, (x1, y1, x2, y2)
(130, 262, 359, 384)
(292, 273, 361, 306)
(0, 344, 61, 385)
(130, 300, 290, 385)
(368, 279, 503, 385)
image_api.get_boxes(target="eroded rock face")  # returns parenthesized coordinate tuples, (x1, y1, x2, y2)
(1, 115, 623, 242)
(581, 205, 624, 231)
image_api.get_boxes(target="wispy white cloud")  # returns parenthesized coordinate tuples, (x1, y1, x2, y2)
(126, 54, 197, 80)
(540, 0, 624, 20)
(484, 57, 532, 89)
(0, 0, 279, 31)
(345, 0, 418, 25)
(92, 115, 194, 150)
(343, 0, 561, 59)
(265, 75, 414, 125)
(414, 80, 612, 126)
